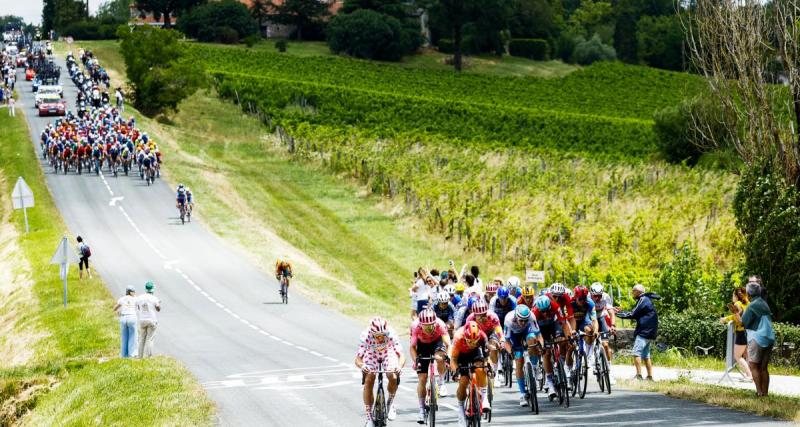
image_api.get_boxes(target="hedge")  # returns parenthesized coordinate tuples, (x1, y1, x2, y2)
(509, 38, 550, 60)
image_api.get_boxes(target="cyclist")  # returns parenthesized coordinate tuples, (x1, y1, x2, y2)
(275, 258, 292, 294)
(489, 286, 517, 323)
(483, 279, 500, 305)
(453, 283, 466, 307)
(590, 282, 616, 385)
(506, 276, 523, 300)
(454, 295, 479, 329)
(503, 305, 543, 406)
(410, 309, 451, 422)
(450, 321, 490, 426)
(533, 294, 574, 398)
(547, 283, 577, 377)
(432, 292, 456, 337)
(517, 285, 536, 308)
(176, 184, 187, 213)
(464, 299, 505, 387)
(186, 187, 194, 216)
(568, 285, 598, 371)
(356, 317, 405, 427)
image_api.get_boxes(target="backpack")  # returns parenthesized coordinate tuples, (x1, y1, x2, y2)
(81, 244, 91, 258)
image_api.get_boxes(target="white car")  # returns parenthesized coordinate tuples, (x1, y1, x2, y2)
(34, 86, 63, 107)
(4, 44, 18, 56)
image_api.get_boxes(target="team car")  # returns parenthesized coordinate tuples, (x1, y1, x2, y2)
(25, 67, 35, 81)
(38, 97, 66, 116)
(34, 86, 63, 107)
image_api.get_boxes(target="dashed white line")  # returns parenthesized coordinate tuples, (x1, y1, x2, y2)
(310, 351, 323, 357)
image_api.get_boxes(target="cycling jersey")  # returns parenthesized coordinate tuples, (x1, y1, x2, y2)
(532, 299, 566, 326)
(464, 312, 503, 341)
(517, 295, 535, 308)
(432, 301, 456, 323)
(176, 192, 186, 205)
(503, 311, 541, 353)
(592, 292, 614, 318)
(357, 327, 403, 372)
(410, 318, 448, 346)
(452, 328, 488, 354)
(570, 298, 597, 327)
(454, 305, 470, 329)
(275, 261, 292, 277)
(489, 295, 517, 322)
(546, 292, 575, 319)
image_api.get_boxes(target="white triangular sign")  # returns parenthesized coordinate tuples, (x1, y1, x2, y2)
(11, 177, 34, 209)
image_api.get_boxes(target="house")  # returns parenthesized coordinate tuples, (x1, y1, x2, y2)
(237, 0, 343, 38)
(128, 4, 175, 27)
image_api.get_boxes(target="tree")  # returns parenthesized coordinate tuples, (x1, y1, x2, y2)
(327, 9, 408, 60)
(636, 14, 684, 70)
(268, 0, 330, 40)
(250, 0, 271, 34)
(568, 0, 614, 42)
(116, 26, 204, 115)
(97, 0, 133, 23)
(508, 0, 558, 39)
(134, 0, 203, 28)
(612, 0, 674, 62)
(179, 0, 258, 43)
(42, 0, 89, 34)
(338, 0, 423, 52)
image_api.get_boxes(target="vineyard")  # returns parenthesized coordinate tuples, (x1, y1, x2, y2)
(187, 43, 739, 286)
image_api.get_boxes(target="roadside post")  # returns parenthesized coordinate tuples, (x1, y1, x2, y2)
(50, 235, 79, 307)
(718, 321, 737, 385)
(11, 177, 34, 233)
(525, 269, 545, 293)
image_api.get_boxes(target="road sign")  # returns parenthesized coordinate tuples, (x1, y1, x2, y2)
(11, 177, 34, 233)
(50, 236, 79, 307)
(525, 269, 545, 284)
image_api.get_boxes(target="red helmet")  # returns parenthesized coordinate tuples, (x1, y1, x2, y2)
(464, 321, 481, 342)
(472, 298, 488, 315)
(419, 309, 437, 325)
(573, 285, 589, 300)
(486, 283, 499, 293)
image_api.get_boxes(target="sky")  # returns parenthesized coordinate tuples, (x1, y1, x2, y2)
(0, 0, 105, 26)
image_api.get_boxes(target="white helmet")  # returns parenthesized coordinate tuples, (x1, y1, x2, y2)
(507, 276, 521, 288)
(444, 284, 456, 295)
(590, 282, 604, 296)
(437, 292, 450, 304)
(550, 282, 567, 296)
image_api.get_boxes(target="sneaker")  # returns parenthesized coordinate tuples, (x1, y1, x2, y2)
(646, 376, 654, 381)
(494, 374, 504, 388)
(439, 383, 449, 397)
(481, 394, 491, 412)
(387, 403, 397, 421)
(416, 410, 425, 424)
(519, 394, 528, 407)
(546, 379, 556, 397)
(457, 409, 467, 427)
(634, 374, 643, 381)
(365, 419, 374, 427)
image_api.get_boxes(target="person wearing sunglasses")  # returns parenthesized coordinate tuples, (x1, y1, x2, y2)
(356, 317, 405, 427)
(410, 309, 452, 423)
(450, 321, 490, 427)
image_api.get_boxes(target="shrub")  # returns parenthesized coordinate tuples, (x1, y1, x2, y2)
(437, 38, 455, 54)
(327, 9, 408, 61)
(61, 20, 120, 40)
(508, 38, 550, 60)
(178, 0, 258, 42)
(556, 31, 578, 62)
(275, 39, 288, 52)
(653, 102, 703, 165)
(572, 33, 616, 65)
(653, 242, 723, 314)
(243, 34, 260, 48)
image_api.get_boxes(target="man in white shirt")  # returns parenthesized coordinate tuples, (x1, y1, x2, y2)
(136, 281, 161, 358)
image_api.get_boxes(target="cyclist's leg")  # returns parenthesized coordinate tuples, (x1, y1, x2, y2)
(363, 372, 376, 417)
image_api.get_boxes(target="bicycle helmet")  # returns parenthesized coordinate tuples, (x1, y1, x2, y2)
(497, 287, 510, 299)
(472, 298, 488, 315)
(464, 321, 481, 342)
(369, 317, 388, 336)
(522, 286, 536, 297)
(535, 295, 551, 311)
(590, 282, 604, 296)
(515, 305, 531, 322)
(550, 283, 566, 297)
(486, 282, 499, 293)
(455, 283, 465, 293)
(573, 285, 588, 300)
(445, 284, 456, 295)
(507, 276, 521, 288)
(437, 292, 450, 304)
(466, 295, 479, 311)
(419, 309, 437, 325)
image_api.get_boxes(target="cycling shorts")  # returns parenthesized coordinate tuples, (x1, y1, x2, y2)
(539, 322, 564, 341)
(362, 352, 400, 373)
(456, 349, 486, 376)
(508, 331, 538, 357)
(415, 339, 446, 374)
(576, 319, 593, 333)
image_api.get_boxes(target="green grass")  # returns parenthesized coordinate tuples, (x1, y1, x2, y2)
(614, 352, 800, 377)
(620, 377, 800, 422)
(0, 110, 214, 425)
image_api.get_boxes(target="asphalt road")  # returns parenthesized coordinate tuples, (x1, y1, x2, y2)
(12, 56, 790, 427)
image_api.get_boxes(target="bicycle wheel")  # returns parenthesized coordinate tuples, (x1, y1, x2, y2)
(374, 382, 387, 427)
(536, 361, 545, 391)
(428, 373, 436, 427)
(486, 378, 493, 422)
(600, 351, 611, 395)
(504, 353, 513, 388)
(525, 361, 539, 414)
(557, 358, 570, 408)
(471, 383, 482, 427)
(578, 351, 588, 399)
(570, 349, 579, 398)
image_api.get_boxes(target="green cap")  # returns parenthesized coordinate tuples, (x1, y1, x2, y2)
(145, 281, 154, 293)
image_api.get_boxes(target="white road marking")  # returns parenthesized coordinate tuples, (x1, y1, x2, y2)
(108, 196, 124, 206)
(163, 259, 180, 270)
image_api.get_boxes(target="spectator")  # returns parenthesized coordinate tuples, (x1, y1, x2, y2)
(115, 88, 124, 111)
(7, 92, 14, 117)
(76, 236, 92, 279)
(719, 286, 753, 381)
(742, 281, 776, 397)
(136, 281, 161, 358)
(113, 285, 138, 358)
(616, 284, 660, 380)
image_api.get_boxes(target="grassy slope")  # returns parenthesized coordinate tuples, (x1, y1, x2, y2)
(0, 106, 214, 425)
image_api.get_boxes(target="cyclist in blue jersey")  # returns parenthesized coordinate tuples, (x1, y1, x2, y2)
(433, 292, 456, 337)
(490, 286, 517, 323)
(504, 305, 543, 406)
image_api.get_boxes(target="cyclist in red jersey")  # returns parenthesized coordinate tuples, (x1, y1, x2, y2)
(533, 294, 574, 398)
(450, 321, 490, 426)
(464, 298, 505, 387)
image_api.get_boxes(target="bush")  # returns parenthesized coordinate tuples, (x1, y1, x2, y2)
(178, 0, 258, 42)
(61, 20, 120, 40)
(243, 34, 260, 48)
(508, 38, 550, 60)
(327, 10, 409, 61)
(653, 102, 703, 165)
(437, 38, 455, 54)
(652, 242, 724, 314)
(556, 31, 578, 62)
(572, 33, 616, 65)
(734, 162, 800, 324)
(275, 39, 288, 52)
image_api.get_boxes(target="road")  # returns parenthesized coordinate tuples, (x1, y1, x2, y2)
(12, 56, 789, 426)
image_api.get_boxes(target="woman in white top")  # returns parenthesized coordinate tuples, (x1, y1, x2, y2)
(113, 285, 138, 358)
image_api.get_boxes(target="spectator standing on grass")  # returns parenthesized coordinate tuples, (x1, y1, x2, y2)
(76, 236, 92, 279)
(616, 284, 660, 380)
(115, 88, 124, 111)
(7, 93, 14, 117)
(719, 286, 753, 381)
(136, 281, 161, 358)
(742, 281, 775, 397)
(114, 286, 138, 358)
